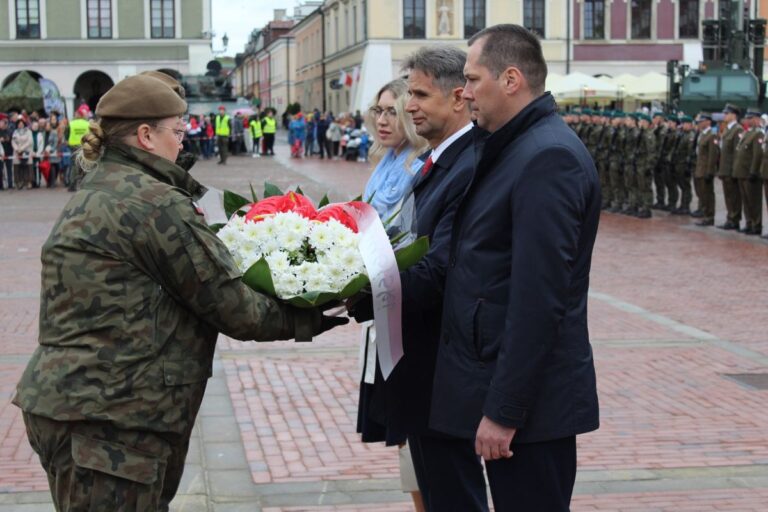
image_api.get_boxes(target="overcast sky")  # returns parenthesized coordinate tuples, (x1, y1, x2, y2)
(212, 0, 297, 56)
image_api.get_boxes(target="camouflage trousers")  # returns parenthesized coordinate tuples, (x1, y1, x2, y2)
(598, 160, 612, 207)
(674, 166, 693, 210)
(653, 164, 666, 205)
(624, 165, 638, 210)
(608, 160, 626, 208)
(23, 412, 189, 512)
(636, 165, 654, 213)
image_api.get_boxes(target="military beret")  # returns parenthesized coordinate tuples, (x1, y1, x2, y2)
(722, 103, 741, 116)
(139, 70, 186, 99)
(666, 115, 680, 123)
(652, 111, 666, 118)
(637, 113, 652, 122)
(680, 115, 694, 123)
(613, 111, 626, 119)
(582, 108, 593, 116)
(96, 74, 187, 119)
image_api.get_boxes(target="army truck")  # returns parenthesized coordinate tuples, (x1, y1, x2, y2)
(668, 0, 766, 114)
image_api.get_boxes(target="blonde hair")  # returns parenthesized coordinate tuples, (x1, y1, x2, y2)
(365, 78, 429, 168)
(77, 117, 160, 170)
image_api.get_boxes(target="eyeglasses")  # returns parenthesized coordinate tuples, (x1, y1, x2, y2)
(369, 107, 397, 120)
(151, 124, 186, 143)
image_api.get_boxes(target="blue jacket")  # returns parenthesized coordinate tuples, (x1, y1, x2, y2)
(430, 93, 601, 443)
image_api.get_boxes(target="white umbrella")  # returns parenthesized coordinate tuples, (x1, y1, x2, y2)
(548, 72, 619, 100)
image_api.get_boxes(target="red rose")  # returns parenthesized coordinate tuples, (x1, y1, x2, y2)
(315, 204, 359, 233)
(244, 192, 318, 223)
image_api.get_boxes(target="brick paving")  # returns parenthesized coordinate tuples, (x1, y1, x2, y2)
(0, 140, 766, 510)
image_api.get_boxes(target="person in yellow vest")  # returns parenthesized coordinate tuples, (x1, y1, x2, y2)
(262, 109, 277, 156)
(67, 107, 91, 191)
(249, 113, 262, 158)
(215, 105, 231, 165)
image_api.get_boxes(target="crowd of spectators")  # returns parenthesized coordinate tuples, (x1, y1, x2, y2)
(0, 107, 81, 191)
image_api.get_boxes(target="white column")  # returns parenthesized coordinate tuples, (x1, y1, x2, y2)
(40, 0, 47, 38)
(174, 0, 181, 38)
(80, 0, 87, 39)
(8, 1, 16, 39)
(144, 0, 150, 38)
(112, 0, 119, 38)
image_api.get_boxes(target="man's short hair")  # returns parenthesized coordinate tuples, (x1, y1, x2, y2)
(401, 45, 468, 96)
(468, 24, 548, 96)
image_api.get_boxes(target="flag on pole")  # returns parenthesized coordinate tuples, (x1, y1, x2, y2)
(352, 66, 360, 85)
(344, 69, 354, 87)
(339, 69, 348, 88)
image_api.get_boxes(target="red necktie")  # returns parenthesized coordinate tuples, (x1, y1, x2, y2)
(421, 156, 434, 176)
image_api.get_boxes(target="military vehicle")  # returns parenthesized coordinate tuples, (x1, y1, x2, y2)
(668, 0, 766, 114)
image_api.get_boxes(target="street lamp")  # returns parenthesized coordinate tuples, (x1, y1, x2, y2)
(205, 31, 229, 55)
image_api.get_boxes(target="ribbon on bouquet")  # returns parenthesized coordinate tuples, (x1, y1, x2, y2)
(346, 202, 403, 380)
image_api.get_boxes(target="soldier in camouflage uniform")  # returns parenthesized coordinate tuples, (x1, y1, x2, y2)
(634, 114, 656, 218)
(622, 114, 641, 215)
(589, 111, 611, 208)
(693, 114, 719, 226)
(670, 116, 697, 214)
(13, 74, 345, 511)
(760, 122, 768, 238)
(607, 111, 627, 212)
(650, 112, 669, 209)
(717, 103, 745, 230)
(732, 109, 763, 235)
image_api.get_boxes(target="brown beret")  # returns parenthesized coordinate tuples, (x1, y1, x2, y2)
(96, 75, 187, 119)
(139, 70, 186, 99)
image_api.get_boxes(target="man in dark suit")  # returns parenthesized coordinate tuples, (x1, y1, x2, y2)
(347, 45, 476, 511)
(429, 24, 601, 511)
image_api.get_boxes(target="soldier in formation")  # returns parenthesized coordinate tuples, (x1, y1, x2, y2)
(566, 104, 766, 237)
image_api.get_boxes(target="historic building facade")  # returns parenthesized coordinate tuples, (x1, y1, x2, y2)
(234, 0, 724, 115)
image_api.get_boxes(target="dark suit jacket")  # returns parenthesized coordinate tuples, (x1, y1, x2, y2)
(362, 129, 476, 444)
(429, 93, 601, 443)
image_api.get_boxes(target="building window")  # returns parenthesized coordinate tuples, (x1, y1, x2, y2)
(523, 0, 545, 38)
(150, 0, 174, 38)
(583, 0, 605, 39)
(464, 0, 485, 38)
(353, 4, 358, 43)
(16, 0, 40, 39)
(679, 0, 699, 39)
(631, 0, 652, 39)
(87, 0, 112, 39)
(403, 0, 425, 39)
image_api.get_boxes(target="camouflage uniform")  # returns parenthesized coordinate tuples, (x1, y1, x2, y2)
(652, 122, 669, 207)
(14, 143, 315, 511)
(672, 127, 697, 213)
(607, 121, 627, 211)
(635, 125, 657, 217)
(623, 122, 642, 214)
(588, 122, 609, 208)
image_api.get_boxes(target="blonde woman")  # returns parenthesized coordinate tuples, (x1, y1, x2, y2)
(356, 77, 429, 512)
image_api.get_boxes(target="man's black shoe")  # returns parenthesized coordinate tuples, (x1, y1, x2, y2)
(690, 210, 704, 218)
(674, 208, 691, 215)
(652, 202, 666, 210)
(607, 206, 622, 213)
(738, 226, 751, 233)
(620, 208, 637, 216)
(636, 210, 652, 219)
(718, 222, 739, 230)
(695, 219, 714, 226)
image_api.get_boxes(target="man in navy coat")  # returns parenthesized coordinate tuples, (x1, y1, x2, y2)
(429, 24, 601, 511)
(347, 45, 476, 510)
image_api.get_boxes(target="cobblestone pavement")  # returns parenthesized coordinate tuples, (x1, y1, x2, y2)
(0, 139, 766, 511)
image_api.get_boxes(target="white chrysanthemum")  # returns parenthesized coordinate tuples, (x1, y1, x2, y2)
(308, 222, 334, 252)
(294, 261, 317, 281)
(275, 272, 303, 298)
(277, 229, 304, 252)
(306, 274, 335, 292)
(265, 251, 290, 273)
(218, 226, 241, 249)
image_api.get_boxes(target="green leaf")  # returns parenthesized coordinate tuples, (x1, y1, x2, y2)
(249, 183, 258, 202)
(223, 190, 250, 219)
(286, 291, 340, 308)
(318, 194, 330, 208)
(241, 258, 276, 296)
(295, 185, 304, 195)
(394, 236, 430, 270)
(382, 206, 403, 227)
(263, 182, 283, 198)
(389, 230, 409, 246)
(208, 223, 225, 234)
(339, 273, 370, 297)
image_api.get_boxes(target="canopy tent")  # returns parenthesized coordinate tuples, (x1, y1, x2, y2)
(546, 71, 619, 102)
(602, 72, 668, 100)
(0, 71, 44, 113)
